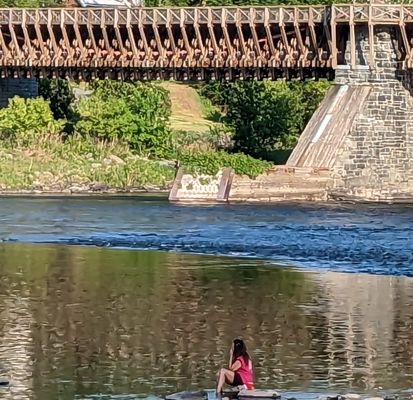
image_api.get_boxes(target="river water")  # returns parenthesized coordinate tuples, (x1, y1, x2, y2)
(0, 196, 412, 400)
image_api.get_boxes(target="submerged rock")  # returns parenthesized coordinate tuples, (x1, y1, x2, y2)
(344, 395, 361, 400)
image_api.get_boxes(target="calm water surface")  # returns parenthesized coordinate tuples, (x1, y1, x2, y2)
(0, 197, 412, 400)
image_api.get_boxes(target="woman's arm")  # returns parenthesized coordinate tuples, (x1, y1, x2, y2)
(228, 344, 233, 368)
(230, 360, 241, 372)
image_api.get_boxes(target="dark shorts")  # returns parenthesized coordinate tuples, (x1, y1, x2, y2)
(232, 372, 243, 387)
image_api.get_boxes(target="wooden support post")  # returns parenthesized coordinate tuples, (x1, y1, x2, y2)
(308, 9, 321, 65)
(207, 9, 219, 65)
(86, 10, 98, 65)
(114, 10, 126, 55)
(293, 8, 304, 65)
(279, 8, 291, 66)
(349, 5, 356, 69)
(235, 9, 247, 58)
(21, 11, 34, 63)
(126, 9, 139, 60)
(152, 16, 164, 64)
(60, 9, 73, 66)
(194, 9, 204, 56)
(331, 5, 338, 68)
(137, 9, 149, 57)
(0, 26, 9, 62)
(221, 9, 233, 66)
(249, 8, 262, 61)
(399, 8, 410, 68)
(47, 9, 59, 65)
(323, 6, 332, 66)
(9, 19, 22, 63)
(100, 11, 110, 53)
(368, 5, 375, 69)
(180, 9, 192, 66)
(73, 9, 85, 64)
(264, 8, 277, 63)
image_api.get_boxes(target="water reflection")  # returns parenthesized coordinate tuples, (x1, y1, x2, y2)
(0, 243, 412, 400)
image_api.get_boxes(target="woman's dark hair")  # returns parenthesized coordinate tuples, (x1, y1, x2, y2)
(232, 338, 250, 364)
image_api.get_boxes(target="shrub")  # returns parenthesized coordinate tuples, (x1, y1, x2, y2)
(39, 79, 75, 120)
(198, 80, 331, 158)
(178, 150, 271, 178)
(74, 81, 172, 157)
(171, 124, 234, 153)
(0, 97, 64, 147)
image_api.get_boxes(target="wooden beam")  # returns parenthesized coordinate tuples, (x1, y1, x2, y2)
(21, 11, 34, 63)
(349, 5, 355, 69)
(331, 5, 338, 68)
(368, 4, 375, 69)
(279, 8, 291, 67)
(207, 9, 219, 66)
(60, 10, 73, 67)
(221, 9, 234, 67)
(293, 8, 305, 66)
(264, 7, 277, 64)
(47, 9, 60, 66)
(166, 10, 176, 54)
(308, 10, 321, 65)
(399, 8, 410, 69)
(114, 10, 126, 62)
(137, 9, 149, 57)
(126, 9, 139, 62)
(235, 9, 247, 60)
(249, 8, 262, 61)
(180, 10, 192, 67)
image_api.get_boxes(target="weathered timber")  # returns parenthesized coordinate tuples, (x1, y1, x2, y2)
(165, 389, 280, 400)
(0, 4, 411, 79)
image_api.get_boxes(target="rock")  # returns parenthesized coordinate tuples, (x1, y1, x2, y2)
(109, 155, 125, 165)
(165, 391, 207, 400)
(90, 183, 108, 192)
(0, 378, 9, 385)
(238, 389, 280, 399)
(157, 159, 177, 168)
(344, 395, 361, 400)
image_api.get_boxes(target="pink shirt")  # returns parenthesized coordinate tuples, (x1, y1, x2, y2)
(235, 356, 253, 384)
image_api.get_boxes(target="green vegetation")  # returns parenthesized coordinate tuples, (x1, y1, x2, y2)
(0, 96, 174, 191)
(198, 80, 330, 158)
(0, 75, 330, 192)
(74, 81, 171, 157)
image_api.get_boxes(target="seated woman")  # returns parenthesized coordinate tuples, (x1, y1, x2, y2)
(216, 338, 253, 395)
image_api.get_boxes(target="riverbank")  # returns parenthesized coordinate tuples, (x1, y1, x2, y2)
(0, 142, 176, 194)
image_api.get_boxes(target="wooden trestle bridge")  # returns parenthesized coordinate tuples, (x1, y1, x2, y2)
(0, 4, 413, 80)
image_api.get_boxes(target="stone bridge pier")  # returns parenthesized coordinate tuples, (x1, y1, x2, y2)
(332, 26, 413, 201)
(287, 24, 413, 202)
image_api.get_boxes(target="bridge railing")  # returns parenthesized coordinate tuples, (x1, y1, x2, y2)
(0, 4, 411, 78)
(0, 4, 413, 25)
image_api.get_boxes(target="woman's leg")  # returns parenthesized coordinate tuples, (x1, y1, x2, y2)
(216, 368, 234, 394)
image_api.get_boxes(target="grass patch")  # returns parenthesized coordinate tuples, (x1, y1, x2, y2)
(0, 136, 175, 192)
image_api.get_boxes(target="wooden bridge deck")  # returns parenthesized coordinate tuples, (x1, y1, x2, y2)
(0, 4, 412, 79)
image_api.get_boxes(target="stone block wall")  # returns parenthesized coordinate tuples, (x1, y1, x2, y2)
(330, 27, 413, 201)
(330, 80, 413, 201)
(0, 78, 38, 107)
